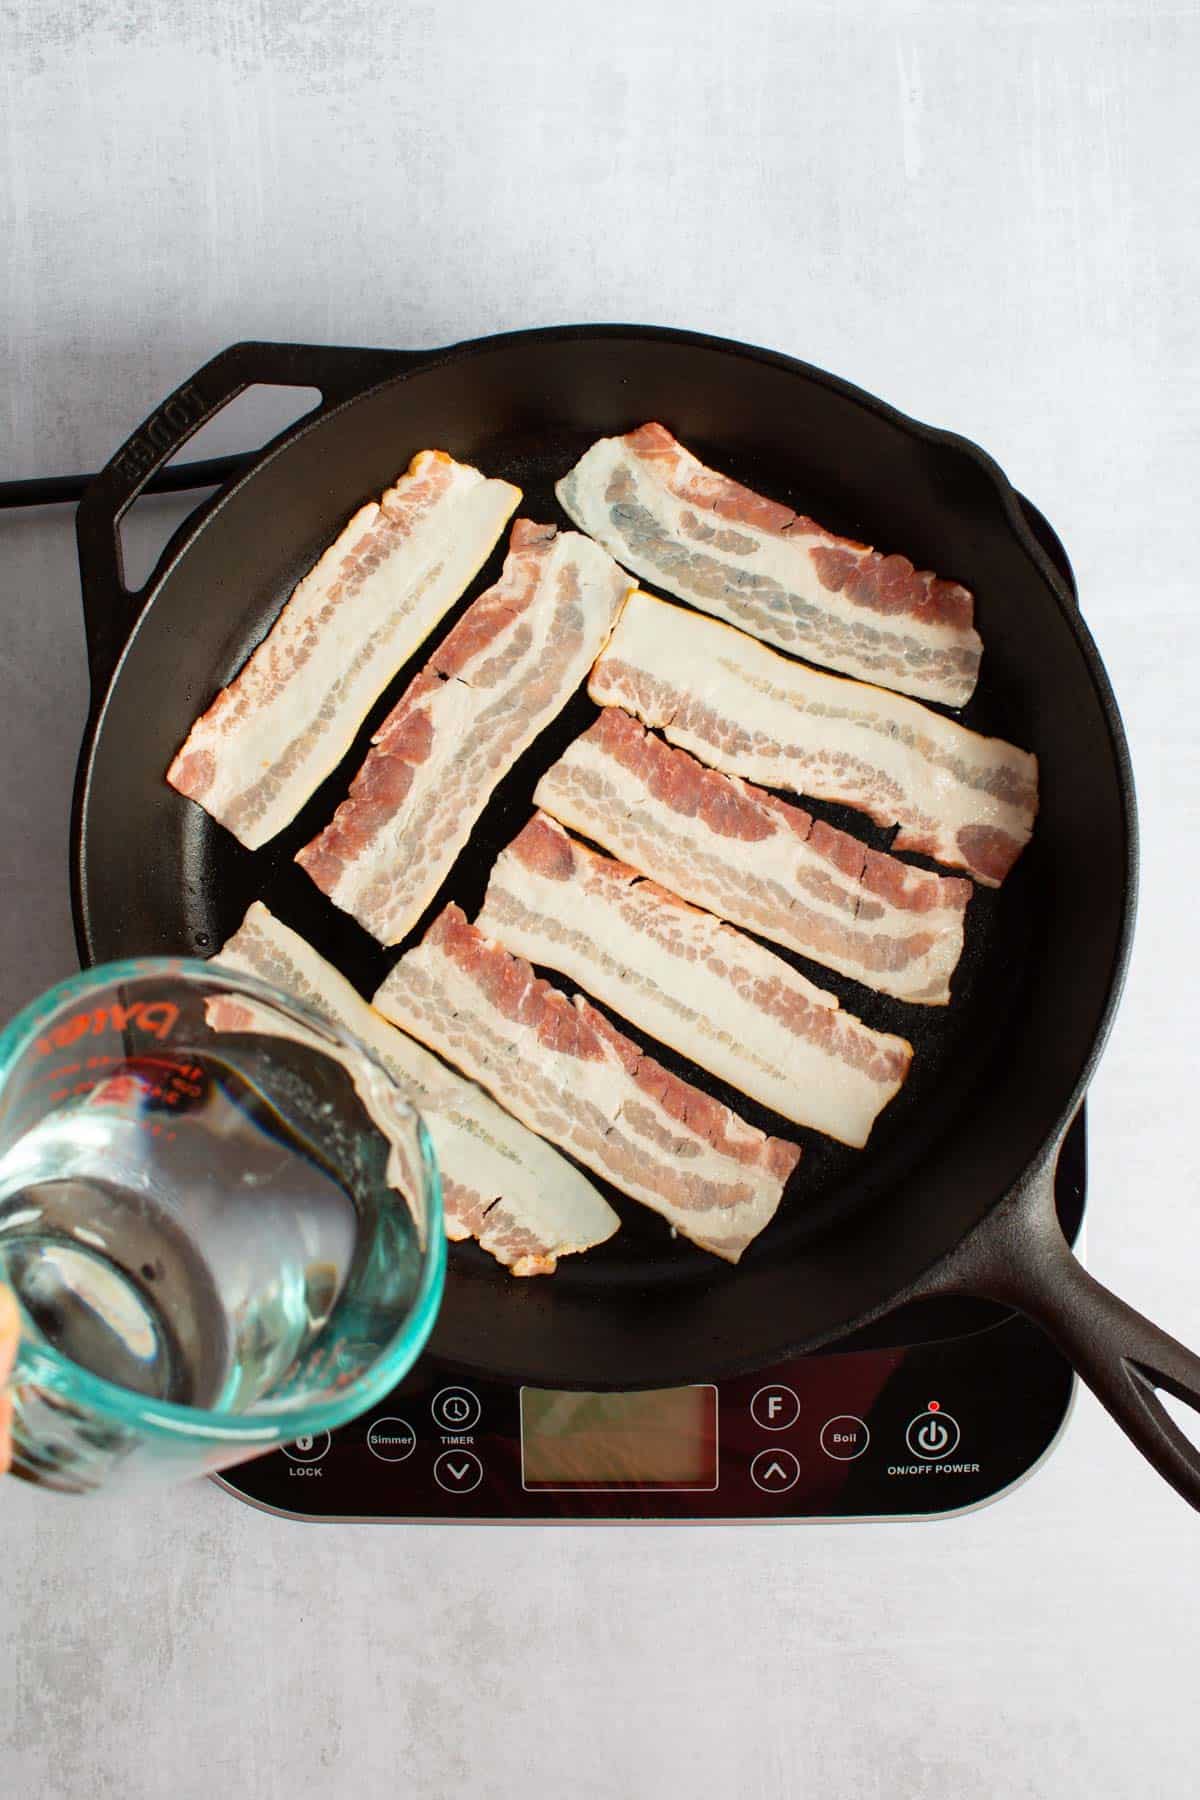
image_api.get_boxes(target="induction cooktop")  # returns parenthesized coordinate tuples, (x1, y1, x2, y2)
(215, 1111, 1083, 1523)
(0, 409, 1086, 1526)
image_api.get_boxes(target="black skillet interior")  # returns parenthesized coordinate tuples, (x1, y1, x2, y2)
(74, 330, 1133, 1387)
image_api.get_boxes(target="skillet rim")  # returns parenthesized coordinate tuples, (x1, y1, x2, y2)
(69, 323, 1138, 1377)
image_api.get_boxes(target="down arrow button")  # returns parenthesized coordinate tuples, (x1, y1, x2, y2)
(434, 1449, 483, 1495)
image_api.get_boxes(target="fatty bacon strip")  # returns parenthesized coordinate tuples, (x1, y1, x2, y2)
(216, 903, 619, 1276)
(534, 709, 971, 1006)
(168, 451, 520, 849)
(374, 906, 801, 1264)
(589, 592, 1037, 887)
(296, 520, 633, 943)
(557, 422, 982, 706)
(477, 814, 913, 1147)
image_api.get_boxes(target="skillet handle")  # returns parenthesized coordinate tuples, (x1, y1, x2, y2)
(927, 1136, 1200, 1510)
(74, 340, 419, 693)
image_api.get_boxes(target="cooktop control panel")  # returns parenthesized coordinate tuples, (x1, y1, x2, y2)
(219, 1116, 1083, 1524)
(219, 1310, 1074, 1522)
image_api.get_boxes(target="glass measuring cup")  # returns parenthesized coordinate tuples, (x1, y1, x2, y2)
(0, 957, 444, 1494)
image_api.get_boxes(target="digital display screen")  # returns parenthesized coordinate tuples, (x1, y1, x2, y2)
(520, 1386, 718, 1490)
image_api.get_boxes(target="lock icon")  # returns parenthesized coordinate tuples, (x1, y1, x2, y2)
(281, 1430, 327, 1465)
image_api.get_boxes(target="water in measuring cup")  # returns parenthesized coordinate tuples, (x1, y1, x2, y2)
(0, 1046, 409, 1413)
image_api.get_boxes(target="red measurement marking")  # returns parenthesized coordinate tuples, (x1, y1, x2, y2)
(92, 1074, 144, 1106)
(35, 1000, 180, 1056)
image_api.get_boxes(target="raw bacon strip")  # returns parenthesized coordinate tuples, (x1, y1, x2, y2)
(590, 592, 1037, 886)
(296, 520, 633, 944)
(215, 903, 618, 1277)
(374, 906, 801, 1264)
(534, 710, 971, 1005)
(557, 423, 982, 705)
(478, 815, 913, 1147)
(168, 451, 520, 849)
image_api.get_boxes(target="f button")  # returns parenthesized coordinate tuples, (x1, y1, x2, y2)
(750, 1385, 800, 1431)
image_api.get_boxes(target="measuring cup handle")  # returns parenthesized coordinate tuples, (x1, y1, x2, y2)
(0, 1284, 19, 1475)
(74, 340, 423, 694)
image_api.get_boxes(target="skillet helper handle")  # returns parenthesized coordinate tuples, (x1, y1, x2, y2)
(930, 1144, 1200, 1510)
(74, 340, 416, 692)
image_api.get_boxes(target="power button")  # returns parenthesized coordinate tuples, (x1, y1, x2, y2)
(905, 1407, 960, 1461)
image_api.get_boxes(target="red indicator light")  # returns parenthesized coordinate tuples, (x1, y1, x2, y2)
(927, 1400, 940, 1412)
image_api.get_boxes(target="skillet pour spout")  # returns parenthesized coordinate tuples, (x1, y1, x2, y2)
(65, 326, 1200, 1509)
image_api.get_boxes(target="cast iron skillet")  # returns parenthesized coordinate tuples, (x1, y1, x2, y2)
(71, 328, 1200, 1507)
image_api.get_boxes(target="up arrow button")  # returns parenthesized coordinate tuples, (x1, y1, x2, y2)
(750, 1448, 801, 1493)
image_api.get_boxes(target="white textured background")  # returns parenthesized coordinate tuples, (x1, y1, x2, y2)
(3, 2, 1200, 1795)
